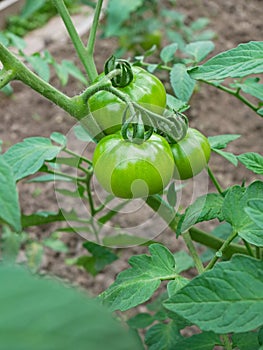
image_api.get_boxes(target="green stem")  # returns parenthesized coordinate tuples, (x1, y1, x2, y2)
(204, 81, 260, 115)
(221, 335, 233, 350)
(64, 148, 93, 165)
(0, 68, 16, 88)
(182, 231, 204, 273)
(0, 42, 88, 118)
(52, 0, 97, 82)
(205, 230, 238, 271)
(189, 227, 251, 258)
(207, 165, 224, 195)
(242, 239, 255, 257)
(47, 169, 85, 182)
(86, 0, 103, 70)
(146, 196, 255, 258)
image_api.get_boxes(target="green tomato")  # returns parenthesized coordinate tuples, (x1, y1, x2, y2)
(140, 30, 162, 50)
(93, 133, 174, 199)
(170, 128, 211, 180)
(88, 66, 166, 135)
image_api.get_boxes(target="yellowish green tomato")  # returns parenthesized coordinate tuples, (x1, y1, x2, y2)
(88, 66, 166, 135)
(170, 128, 211, 180)
(93, 133, 174, 198)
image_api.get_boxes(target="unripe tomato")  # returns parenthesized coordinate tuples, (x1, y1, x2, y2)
(88, 66, 166, 135)
(170, 128, 211, 180)
(93, 133, 174, 198)
(140, 30, 162, 50)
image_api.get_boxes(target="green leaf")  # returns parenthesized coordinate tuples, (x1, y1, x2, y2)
(145, 321, 182, 350)
(245, 199, 263, 228)
(184, 41, 215, 63)
(0, 264, 139, 350)
(173, 251, 194, 273)
(21, 0, 45, 18)
(170, 63, 196, 102)
(50, 132, 67, 147)
(127, 313, 154, 329)
(73, 124, 94, 142)
(61, 60, 88, 85)
(164, 255, 263, 333)
(105, 0, 144, 36)
(238, 152, 263, 174)
(166, 94, 189, 112)
(21, 209, 78, 228)
(25, 53, 50, 81)
(0, 156, 21, 231)
(167, 278, 189, 297)
(189, 41, 263, 80)
(232, 77, 263, 101)
(1, 226, 25, 262)
(212, 148, 238, 166)
(77, 241, 118, 276)
(232, 332, 260, 350)
(3, 137, 62, 181)
(174, 331, 221, 350)
(160, 43, 178, 64)
(208, 134, 241, 149)
(177, 193, 224, 236)
(6, 32, 26, 50)
(222, 181, 263, 246)
(99, 244, 178, 311)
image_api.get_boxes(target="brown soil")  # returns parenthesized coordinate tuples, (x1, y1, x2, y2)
(1, 0, 263, 303)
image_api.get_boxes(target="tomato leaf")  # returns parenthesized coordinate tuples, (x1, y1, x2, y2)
(189, 41, 263, 80)
(50, 132, 67, 147)
(212, 148, 238, 166)
(3, 137, 62, 181)
(238, 152, 263, 175)
(245, 199, 263, 228)
(172, 331, 221, 350)
(25, 53, 50, 81)
(184, 41, 215, 63)
(164, 255, 263, 333)
(232, 332, 261, 350)
(105, 0, 144, 36)
(160, 43, 178, 64)
(208, 134, 241, 149)
(222, 181, 263, 246)
(177, 193, 224, 236)
(231, 77, 263, 101)
(99, 244, 178, 311)
(170, 63, 196, 102)
(145, 321, 182, 350)
(0, 156, 21, 232)
(0, 264, 139, 350)
(77, 241, 118, 276)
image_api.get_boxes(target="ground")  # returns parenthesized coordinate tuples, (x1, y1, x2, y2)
(1, 0, 263, 297)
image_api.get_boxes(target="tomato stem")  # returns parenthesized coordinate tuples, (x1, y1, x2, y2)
(0, 68, 16, 89)
(182, 231, 204, 273)
(52, 0, 98, 82)
(207, 165, 224, 195)
(204, 230, 238, 271)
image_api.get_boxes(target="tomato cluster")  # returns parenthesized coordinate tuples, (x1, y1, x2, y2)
(89, 66, 211, 199)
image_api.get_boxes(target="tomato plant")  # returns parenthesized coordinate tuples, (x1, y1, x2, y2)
(170, 128, 211, 180)
(1, 0, 263, 349)
(88, 66, 166, 134)
(93, 132, 174, 198)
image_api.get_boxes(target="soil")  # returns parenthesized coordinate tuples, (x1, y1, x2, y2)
(1, 0, 263, 334)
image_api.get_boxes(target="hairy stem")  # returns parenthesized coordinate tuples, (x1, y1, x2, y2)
(207, 165, 224, 195)
(52, 0, 97, 82)
(205, 230, 238, 271)
(182, 231, 204, 273)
